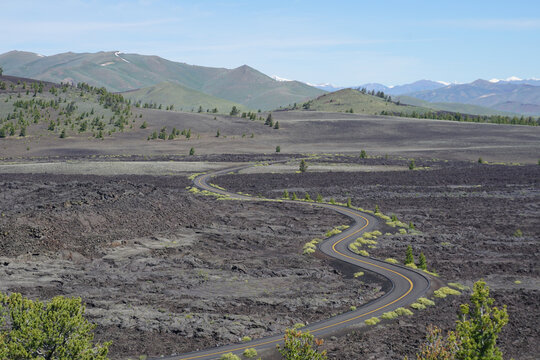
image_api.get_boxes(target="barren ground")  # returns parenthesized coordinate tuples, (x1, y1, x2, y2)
(215, 157, 540, 359)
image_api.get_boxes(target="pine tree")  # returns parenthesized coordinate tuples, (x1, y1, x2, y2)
(274, 121, 280, 129)
(409, 159, 415, 170)
(360, 150, 367, 159)
(216, 129, 220, 137)
(189, 147, 195, 156)
(275, 145, 281, 153)
(375, 204, 380, 213)
(418, 252, 427, 270)
(316, 194, 323, 203)
(265, 113, 273, 125)
(299, 159, 308, 173)
(282, 189, 289, 199)
(405, 245, 414, 265)
(291, 192, 298, 200)
(305, 192, 312, 201)
(454, 281, 508, 360)
(347, 197, 352, 207)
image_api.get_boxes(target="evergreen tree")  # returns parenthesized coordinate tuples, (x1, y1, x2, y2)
(189, 147, 195, 156)
(59, 129, 66, 138)
(275, 145, 281, 153)
(230, 106, 239, 116)
(304, 192, 312, 201)
(291, 192, 298, 200)
(0, 292, 110, 360)
(347, 197, 352, 207)
(409, 159, 416, 170)
(274, 121, 280, 129)
(282, 189, 289, 199)
(405, 245, 414, 265)
(360, 150, 367, 159)
(265, 113, 273, 125)
(299, 159, 308, 173)
(216, 129, 220, 137)
(198, 106, 203, 113)
(454, 281, 508, 360)
(0, 66, 3, 76)
(316, 194, 323, 203)
(418, 252, 427, 270)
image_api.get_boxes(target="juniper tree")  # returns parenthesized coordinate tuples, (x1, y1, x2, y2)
(189, 147, 195, 156)
(265, 113, 273, 125)
(275, 145, 281, 153)
(274, 121, 280, 129)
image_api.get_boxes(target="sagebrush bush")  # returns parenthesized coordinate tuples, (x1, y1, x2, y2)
(365, 317, 380, 325)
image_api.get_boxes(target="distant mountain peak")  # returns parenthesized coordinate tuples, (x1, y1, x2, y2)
(489, 76, 524, 83)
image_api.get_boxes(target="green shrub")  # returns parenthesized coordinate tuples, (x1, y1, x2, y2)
(405, 262, 418, 269)
(385, 258, 399, 264)
(282, 189, 289, 199)
(365, 317, 380, 325)
(417, 297, 435, 306)
(277, 328, 326, 360)
(220, 352, 240, 360)
(241, 336, 252, 342)
(395, 307, 413, 316)
(410, 302, 426, 310)
(292, 323, 305, 329)
(513, 228, 523, 237)
(381, 311, 398, 320)
(353, 272, 364, 278)
(399, 228, 407, 235)
(358, 250, 369, 256)
(434, 287, 462, 298)
(350, 306, 357, 311)
(0, 292, 110, 360)
(243, 348, 258, 358)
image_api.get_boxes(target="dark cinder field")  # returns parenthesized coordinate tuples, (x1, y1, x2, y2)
(2, 108, 539, 164)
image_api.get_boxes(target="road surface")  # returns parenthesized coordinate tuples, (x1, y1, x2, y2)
(156, 163, 431, 360)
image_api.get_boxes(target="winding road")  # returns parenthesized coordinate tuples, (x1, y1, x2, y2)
(157, 163, 431, 360)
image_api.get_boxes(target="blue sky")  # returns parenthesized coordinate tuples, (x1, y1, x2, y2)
(1, 0, 539, 86)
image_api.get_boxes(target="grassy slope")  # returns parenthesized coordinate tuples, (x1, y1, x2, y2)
(203, 65, 325, 110)
(0, 75, 138, 141)
(123, 81, 247, 113)
(396, 95, 519, 116)
(0, 51, 325, 111)
(302, 88, 427, 115)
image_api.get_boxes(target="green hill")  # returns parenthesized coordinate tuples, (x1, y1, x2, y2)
(300, 88, 427, 115)
(0, 51, 325, 110)
(396, 95, 519, 116)
(123, 82, 246, 113)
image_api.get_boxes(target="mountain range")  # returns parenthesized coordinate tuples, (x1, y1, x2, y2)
(1, 50, 538, 115)
(0, 50, 324, 110)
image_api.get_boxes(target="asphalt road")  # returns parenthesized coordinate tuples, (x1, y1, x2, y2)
(156, 163, 431, 360)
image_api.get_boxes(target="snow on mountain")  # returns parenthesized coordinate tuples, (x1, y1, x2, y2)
(271, 75, 293, 82)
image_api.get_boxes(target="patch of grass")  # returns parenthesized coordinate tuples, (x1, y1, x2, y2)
(416, 297, 435, 306)
(364, 317, 380, 325)
(410, 302, 426, 310)
(405, 263, 418, 269)
(209, 183, 226, 191)
(416, 298, 435, 306)
(395, 307, 413, 316)
(448, 282, 469, 291)
(381, 311, 398, 320)
(434, 287, 462, 298)
(303, 238, 321, 255)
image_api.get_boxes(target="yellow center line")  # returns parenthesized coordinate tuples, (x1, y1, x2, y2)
(179, 175, 415, 360)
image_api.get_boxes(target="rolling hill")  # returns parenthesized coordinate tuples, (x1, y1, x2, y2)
(395, 95, 518, 116)
(299, 88, 427, 115)
(123, 82, 246, 113)
(359, 80, 447, 95)
(0, 50, 325, 110)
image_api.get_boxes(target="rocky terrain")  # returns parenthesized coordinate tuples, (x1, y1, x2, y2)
(0, 171, 385, 359)
(215, 157, 540, 359)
